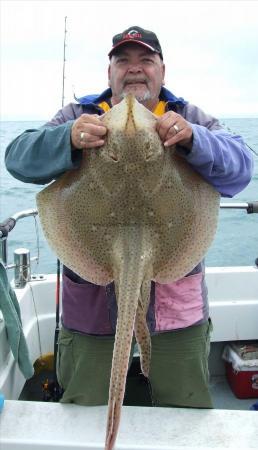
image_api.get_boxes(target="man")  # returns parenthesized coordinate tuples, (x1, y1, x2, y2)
(5, 26, 253, 408)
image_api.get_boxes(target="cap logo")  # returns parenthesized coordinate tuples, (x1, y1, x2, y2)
(123, 30, 142, 39)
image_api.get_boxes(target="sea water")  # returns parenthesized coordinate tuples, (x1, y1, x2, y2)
(0, 118, 257, 276)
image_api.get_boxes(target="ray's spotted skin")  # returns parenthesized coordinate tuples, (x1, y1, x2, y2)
(36, 95, 220, 450)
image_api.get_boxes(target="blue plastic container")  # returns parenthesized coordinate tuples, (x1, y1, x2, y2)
(0, 393, 5, 413)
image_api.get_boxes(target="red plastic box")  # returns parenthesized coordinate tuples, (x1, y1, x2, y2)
(225, 361, 258, 399)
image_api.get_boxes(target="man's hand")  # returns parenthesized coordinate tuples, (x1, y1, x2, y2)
(156, 111, 193, 150)
(71, 114, 107, 149)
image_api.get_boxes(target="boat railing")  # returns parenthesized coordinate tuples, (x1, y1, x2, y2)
(0, 209, 38, 287)
(220, 201, 258, 213)
(0, 202, 258, 288)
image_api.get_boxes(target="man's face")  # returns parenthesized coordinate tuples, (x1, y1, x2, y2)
(108, 43, 165, 109)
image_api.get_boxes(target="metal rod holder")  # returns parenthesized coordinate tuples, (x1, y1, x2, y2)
(14, 248, 31, 288)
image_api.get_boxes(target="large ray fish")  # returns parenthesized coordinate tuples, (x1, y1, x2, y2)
(36, 94, 220, 450)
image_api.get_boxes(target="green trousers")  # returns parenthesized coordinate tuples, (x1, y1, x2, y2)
(57, 320, 213, 408)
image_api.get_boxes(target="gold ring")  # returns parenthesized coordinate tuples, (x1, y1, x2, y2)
(173, 124, 180, 134)
(80, 131, 85, 141)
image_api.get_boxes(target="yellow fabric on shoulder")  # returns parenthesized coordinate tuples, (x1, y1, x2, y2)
(152, 101, 166, 116)
(98, 100, 167, 116)
(98, 101, 111, 112)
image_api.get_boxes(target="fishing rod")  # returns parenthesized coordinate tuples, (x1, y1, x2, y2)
(61, 16, 67, 108)
(221, 121, 258, 157)
(55, 14, 68, 357)
(54, 15, 68, 399)
(42, 16, 68, 402)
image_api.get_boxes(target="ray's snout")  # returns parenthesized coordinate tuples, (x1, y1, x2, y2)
(125, 106, 137, 136)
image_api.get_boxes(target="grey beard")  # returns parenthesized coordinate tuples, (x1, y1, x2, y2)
(120, 89, 154, 103)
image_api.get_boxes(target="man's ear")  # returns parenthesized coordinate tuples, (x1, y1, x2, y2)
(108, 64, 111, 87)
(162, 63, 166, 86)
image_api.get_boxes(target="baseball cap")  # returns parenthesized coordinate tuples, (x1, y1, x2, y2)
(108, 26, 163, 60)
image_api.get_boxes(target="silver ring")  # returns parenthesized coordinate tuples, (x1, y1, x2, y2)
(80, 131, 85, 141)
(173, 124, 180, 134)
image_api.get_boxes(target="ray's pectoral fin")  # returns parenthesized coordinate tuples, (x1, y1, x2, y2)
(134, 279, 152, 377)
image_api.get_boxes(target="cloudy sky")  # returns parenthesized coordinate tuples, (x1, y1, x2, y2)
(1, 0, 258, 120)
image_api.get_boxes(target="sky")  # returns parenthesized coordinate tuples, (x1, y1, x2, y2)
(1, 0, 258, 120)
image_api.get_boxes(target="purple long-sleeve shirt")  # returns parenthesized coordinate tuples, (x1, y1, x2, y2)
(5, 87, 254, 335)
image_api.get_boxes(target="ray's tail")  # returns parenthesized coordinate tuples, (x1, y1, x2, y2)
(105, 227, 152, 450)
